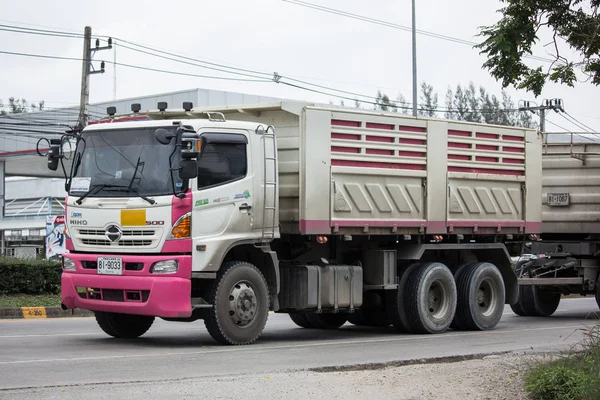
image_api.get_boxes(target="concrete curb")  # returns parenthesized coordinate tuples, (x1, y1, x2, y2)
(0, 307, 93, 320)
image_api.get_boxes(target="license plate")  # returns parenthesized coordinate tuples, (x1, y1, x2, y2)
(548, 193, 570, 206)
(97, 257, 123, 275)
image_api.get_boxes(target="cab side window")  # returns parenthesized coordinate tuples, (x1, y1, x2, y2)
(197, 142, 247, 189)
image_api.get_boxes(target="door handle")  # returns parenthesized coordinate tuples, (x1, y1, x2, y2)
(239, 203, 252, 211)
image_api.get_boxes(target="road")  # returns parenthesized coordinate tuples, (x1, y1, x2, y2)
(0, 297, 598, 398)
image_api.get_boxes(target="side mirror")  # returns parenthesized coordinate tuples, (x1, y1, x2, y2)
(47, 139, 62, 171)
(179, 159, 197, 180)
(155, 128, 175, 145)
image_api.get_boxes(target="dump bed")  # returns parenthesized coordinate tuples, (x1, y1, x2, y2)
(210, 102, 542, 236)
(542, 139, 600, 234)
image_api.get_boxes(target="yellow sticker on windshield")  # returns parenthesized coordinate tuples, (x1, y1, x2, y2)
(121, 209, 146, 226)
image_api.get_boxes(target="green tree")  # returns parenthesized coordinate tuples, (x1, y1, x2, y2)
(418, 82, 438, 117)
(0, 98, 44, 115)
(375, 90, 397, 112)
(445, 82, 537, 128)
(476, 0, 600, 96)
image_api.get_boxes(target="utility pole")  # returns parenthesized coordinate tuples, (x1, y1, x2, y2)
(77, 26, 92, 131)
(518, 98, 564, 133)
(411, 0, 417, 117)
(77, 26, 112, 131)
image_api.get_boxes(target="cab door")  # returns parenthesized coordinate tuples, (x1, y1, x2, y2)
(190, 130, 257, 270)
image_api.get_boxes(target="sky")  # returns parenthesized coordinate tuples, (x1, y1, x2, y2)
(1, 0, 599, 133)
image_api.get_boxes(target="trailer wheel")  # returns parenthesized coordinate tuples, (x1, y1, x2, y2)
(510, 285, 538, 316)
(388, 263, 422, 333)
(405, 262, 457, 334)
(306, 313, 348, 329)
(95, 312, 154, 339)
(452, 263, 505, 331)
(532, 287, 561, 316)
(289, 313, 313, 328)
(204, 261, 269, 345)
(596, 280, 600, 310)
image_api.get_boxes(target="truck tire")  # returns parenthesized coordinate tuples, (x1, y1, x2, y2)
(532, 287, 561, 316)
(449, 263, 475, 330)
(204, 261, 269, 345)
(289, 313, 313, 328)
(389, 263, 422, 333)
(510, 285, 538, 316)
(452, 263, 505, 331)
(405, 262, 457, 334)
(95, 311, 154, 339)
(596, 280, 600, 310)
(306, 313, 348, 329)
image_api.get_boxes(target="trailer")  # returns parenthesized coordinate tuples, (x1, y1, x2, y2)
(47, 101, 542, 345)
(510, 135, 600, 316)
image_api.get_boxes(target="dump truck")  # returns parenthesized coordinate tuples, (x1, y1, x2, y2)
(510, 134, 600, 316)
(47, 101, 541, 345)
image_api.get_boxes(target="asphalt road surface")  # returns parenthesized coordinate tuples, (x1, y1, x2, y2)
(0, 297, 598, 398)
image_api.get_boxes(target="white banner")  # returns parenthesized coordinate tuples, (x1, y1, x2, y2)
(46, 215, 66, 259)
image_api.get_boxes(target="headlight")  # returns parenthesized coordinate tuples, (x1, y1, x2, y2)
(151, 260, 179, 274)
(169, 212, 191, 239)
(63, 257, 76, 271)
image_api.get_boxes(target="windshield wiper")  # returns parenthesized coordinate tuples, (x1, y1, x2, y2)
(105, 188, 156, 205)
(75, 184, 128, 205)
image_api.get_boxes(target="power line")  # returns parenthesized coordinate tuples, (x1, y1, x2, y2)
(281, 0, 554, 64)
(1, 23, 533, 113)
(0, 50, 272, 83)
(563, 112, 597, 133)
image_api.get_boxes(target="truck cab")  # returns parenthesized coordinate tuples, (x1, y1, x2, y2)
(52, 107, 278, 344)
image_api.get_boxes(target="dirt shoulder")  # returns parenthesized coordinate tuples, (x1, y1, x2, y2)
(2, 353, 534, 400)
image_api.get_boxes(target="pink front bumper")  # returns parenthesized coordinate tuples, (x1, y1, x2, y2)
(61, 253, 193, 318)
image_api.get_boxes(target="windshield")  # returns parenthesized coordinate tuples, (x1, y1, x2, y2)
(69, 126, 183, 197)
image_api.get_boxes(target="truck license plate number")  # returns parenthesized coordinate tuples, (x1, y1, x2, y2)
(547, 193, 570, 206)
(97, 257, 123, 275)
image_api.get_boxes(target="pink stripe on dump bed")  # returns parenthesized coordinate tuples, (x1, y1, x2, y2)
(331, 160, 425, 170)
(366, 122, 394, 130)
(332, 119, 361, 127)
(399, 125, 426, 133)
(331, 146, 360, 153)
(332, 133, 361, 141)
(448, 166, 523, 176)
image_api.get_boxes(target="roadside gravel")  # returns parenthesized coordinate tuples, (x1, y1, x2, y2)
(2, 353, 533, 400)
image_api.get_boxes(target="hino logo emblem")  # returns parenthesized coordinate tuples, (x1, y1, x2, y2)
(105, 225, 122, 242)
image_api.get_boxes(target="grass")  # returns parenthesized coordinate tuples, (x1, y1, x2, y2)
(0, 293, 62, 308)
(525, 322, 600, 400)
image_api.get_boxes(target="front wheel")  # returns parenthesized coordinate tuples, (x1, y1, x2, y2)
(204, 261, 270, 345)
(95, 312, 155, 339)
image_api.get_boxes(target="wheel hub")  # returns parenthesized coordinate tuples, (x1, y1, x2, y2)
(477, 278, 497, 317)
(427, 281, 449, 319)
(228, 282, 258, 327)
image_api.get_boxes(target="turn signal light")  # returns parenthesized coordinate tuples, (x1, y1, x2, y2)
(170, 213, 191, 239)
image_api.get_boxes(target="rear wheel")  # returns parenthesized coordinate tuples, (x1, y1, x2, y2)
(596, 280, 600, 310)
(532, 287, 561, 316)
(289, 313, 313, 328)
(95, 312, 154, 339)
(306, 313, 348, 329)
(405, 262, 457, 334)
(204, 261, 269, 345)
(452, 263, 505, 331)
(389, 263, 422, 333)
